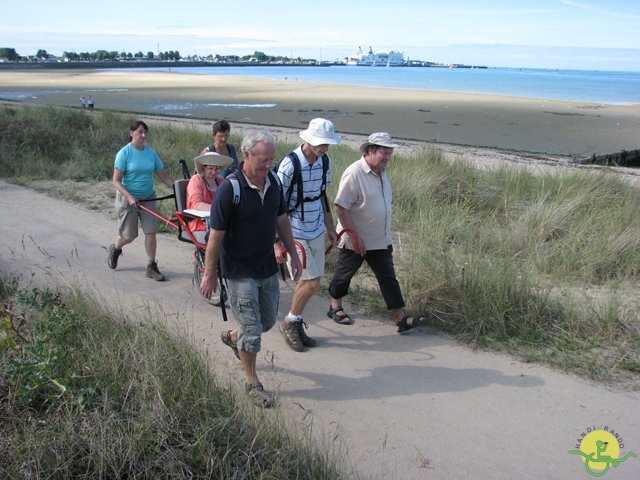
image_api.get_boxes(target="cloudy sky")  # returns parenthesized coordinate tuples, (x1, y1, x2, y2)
(2, 0, 639, 70)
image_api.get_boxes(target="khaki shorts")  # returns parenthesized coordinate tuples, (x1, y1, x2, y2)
(286, 233, 325, 281)
(116, 191, 158, 240)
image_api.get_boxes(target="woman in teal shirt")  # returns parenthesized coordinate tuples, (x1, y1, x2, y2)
(107, 120, 174, 281)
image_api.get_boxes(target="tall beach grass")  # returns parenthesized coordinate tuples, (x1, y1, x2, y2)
(0, 277, 348, 478)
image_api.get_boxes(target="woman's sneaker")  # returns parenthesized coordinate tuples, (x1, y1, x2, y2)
(107, 244, 122, 269)
(146, 261, 165, 281)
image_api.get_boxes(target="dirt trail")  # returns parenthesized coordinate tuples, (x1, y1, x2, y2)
(1, 180, 639, 479)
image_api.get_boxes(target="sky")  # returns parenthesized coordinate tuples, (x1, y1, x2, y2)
(2, 0, 640, 71)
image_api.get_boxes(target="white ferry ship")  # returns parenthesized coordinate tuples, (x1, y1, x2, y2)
(345, 47, 405, 67)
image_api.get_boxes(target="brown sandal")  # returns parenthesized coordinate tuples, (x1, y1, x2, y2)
(246, 383, 274, 408)
(220, 330, 240, 360)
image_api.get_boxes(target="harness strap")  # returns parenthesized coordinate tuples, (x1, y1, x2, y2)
(137, 193, 175, 203)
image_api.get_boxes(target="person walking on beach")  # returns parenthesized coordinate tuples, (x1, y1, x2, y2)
(275, 118, 341, 352)
(107, 120, 175, 281)
(327, 132, 427, 332)
(199, 129, 302, 408)
(80, 96, 86, 109)
(200, 120, 238, 177)
(87, 95, 94, 110)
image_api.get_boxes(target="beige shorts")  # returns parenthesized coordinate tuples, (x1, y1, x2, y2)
(116, 191, 158, 240)
(286, 233, 326, 281)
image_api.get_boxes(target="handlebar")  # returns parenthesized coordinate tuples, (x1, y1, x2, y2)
(326, 228, 360, 254)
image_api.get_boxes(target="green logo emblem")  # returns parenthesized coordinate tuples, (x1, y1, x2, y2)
(569, 429, 636, 477)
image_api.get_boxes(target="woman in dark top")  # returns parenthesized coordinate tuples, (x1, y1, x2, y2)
(199, 119, 238, 177)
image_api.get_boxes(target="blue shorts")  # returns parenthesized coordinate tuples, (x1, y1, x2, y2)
(226, 274, 280, 353)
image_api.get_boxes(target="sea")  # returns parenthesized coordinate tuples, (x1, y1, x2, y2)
(127, 65, 640, 106)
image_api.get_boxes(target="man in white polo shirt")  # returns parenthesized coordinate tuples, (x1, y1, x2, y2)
(327, 132, 428, 333)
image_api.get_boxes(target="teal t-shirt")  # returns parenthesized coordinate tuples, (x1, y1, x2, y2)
(114, 144, 164, 199)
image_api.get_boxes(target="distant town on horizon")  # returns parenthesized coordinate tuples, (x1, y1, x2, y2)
(0, 46, 488, 69)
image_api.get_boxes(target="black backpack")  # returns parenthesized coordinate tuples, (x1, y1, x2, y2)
(274, 151, 330, 221)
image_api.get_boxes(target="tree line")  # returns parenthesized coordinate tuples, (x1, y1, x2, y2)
(0, 47, 179, 62)
(0, 47, 317, 64)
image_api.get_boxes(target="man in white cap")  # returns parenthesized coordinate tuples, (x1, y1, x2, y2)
(327, 133, 427, 333)
(275, 118, 341, 352)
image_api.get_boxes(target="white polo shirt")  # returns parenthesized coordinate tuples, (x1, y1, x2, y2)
(334, 157, 393, 250)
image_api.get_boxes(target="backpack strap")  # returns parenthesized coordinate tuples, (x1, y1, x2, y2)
(268, 169, 282, 188)
(229, 176, 241, 206)
(278, 151, 330, 221)
(227, 175, 241, 237)
(319, 154, 330, 212)
(279, 152, 302, 217)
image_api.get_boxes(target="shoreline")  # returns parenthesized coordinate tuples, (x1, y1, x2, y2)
(1, 69, 638, 157)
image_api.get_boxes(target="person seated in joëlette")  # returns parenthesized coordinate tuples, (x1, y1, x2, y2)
(186, 152, 234, 232)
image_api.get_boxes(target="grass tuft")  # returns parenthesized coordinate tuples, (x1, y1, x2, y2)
(0, 282, 347, 478)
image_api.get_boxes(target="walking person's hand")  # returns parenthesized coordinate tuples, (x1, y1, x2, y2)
(274, 241, 286, 264)
(199, 270, 218, 299)
(327, 228, 338, 248)
(289, 254, 303, 282)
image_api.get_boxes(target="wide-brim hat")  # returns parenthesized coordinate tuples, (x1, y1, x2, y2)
(359, 132, 399, 153)
(299, 118, 342, 146)
(194, 152, 234, 175)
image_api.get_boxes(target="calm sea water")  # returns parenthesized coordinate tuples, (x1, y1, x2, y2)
(129, 65, 640, 105)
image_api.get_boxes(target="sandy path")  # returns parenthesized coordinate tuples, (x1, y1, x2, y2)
(2, 181, 639, 479)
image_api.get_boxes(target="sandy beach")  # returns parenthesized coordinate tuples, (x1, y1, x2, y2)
(1, 69, 638, 158)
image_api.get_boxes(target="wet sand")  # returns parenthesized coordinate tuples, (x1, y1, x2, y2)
(0, 69, 638, 157)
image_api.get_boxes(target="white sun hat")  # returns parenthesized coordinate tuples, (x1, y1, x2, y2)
(194, 152, 234, 175)
(299, 118, 342, 146)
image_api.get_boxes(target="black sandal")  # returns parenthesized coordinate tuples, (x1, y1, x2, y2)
(327, 305, 353, 325)
(396, 314, 428, 333)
